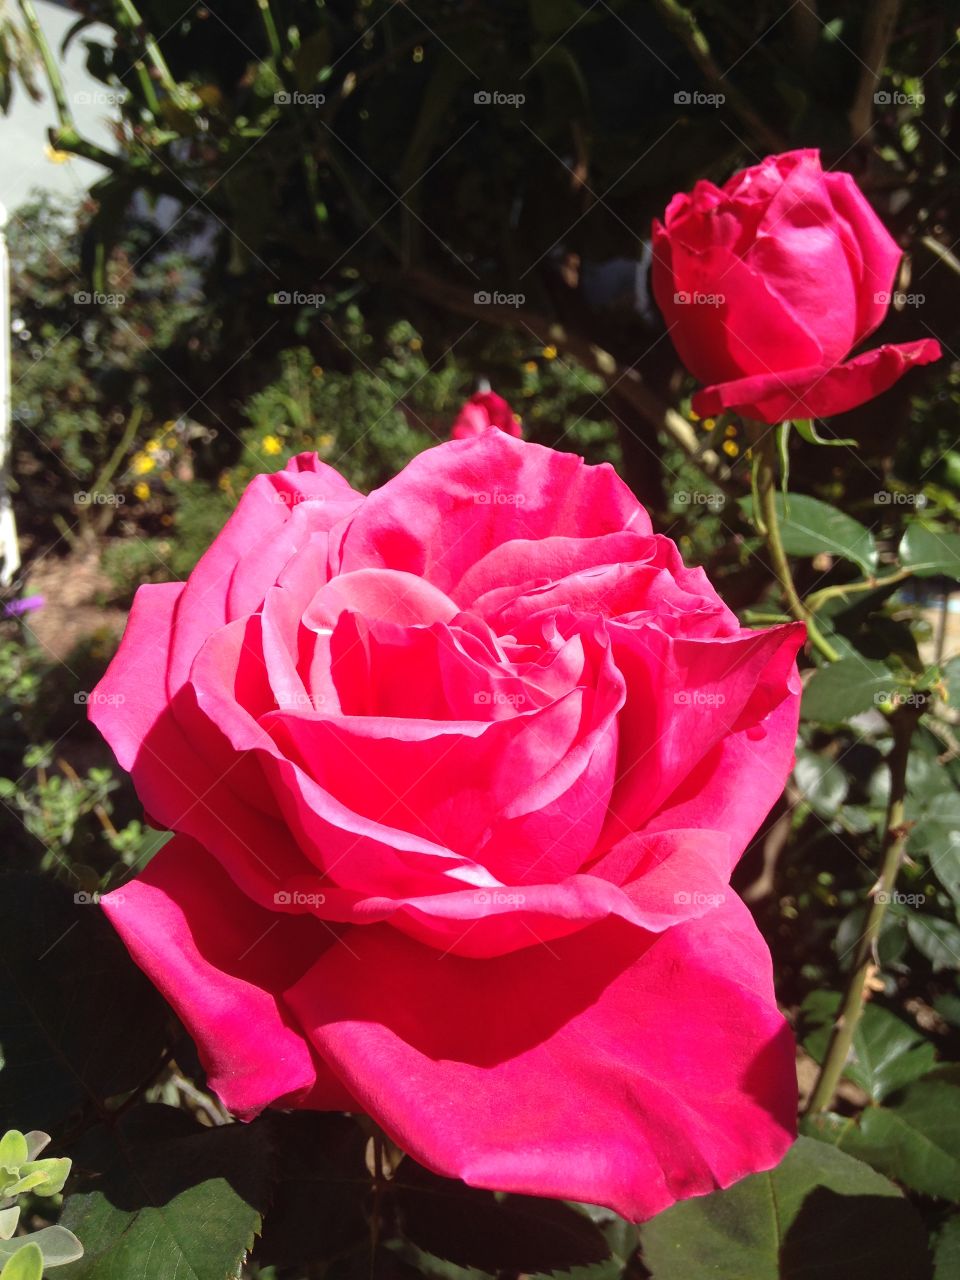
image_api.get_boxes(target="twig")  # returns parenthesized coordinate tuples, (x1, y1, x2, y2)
(805, 567, 913, 613)
(805, 701, 921, 1114)
(922, 234, 960, 276)
(650, 0, 786, 154)
(847, 0, 902, 140)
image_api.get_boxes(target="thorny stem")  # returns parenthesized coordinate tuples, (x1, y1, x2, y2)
(754, 427, 841, 662)
(805, 701, 921, 1115)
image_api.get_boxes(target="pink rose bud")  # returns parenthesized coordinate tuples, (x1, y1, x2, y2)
(451, 390, 522, 439)
(652, 148, 940, 423)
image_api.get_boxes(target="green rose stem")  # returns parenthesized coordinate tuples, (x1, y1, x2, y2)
(805, 567, 913, 613)
(805, 700, 922, 1115)
(369, 1127, 387, 1280)
(751, 426, 841, 663)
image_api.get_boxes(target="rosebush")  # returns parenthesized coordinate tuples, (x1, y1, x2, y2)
(90, 433, 804, 1221)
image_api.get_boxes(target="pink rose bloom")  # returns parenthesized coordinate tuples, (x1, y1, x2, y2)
(451, 390, 522, 439)
(92, 435, 802, 1221)
(652, 149, 940, 424)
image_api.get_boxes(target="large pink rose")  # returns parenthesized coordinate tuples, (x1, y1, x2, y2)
(92, 435, 803, 1221)
(652, 148, 941, 423)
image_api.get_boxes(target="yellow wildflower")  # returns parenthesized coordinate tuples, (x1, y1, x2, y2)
(132, 453, 155, 475)
(262, 435, 283, 456)
(542, 345, 558, 360)
(133, 481, 150, 501)
(722, 440, 739, 458)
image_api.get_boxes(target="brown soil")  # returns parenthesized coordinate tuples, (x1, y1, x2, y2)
(21, 539, 127, 664)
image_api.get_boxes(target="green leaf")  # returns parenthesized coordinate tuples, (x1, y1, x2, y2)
(799, 994, 937, 1102)
(638, 1137, 930, 1279)
(909, 792, 960, 902)
(801, 659, 898, 722)
(0, 1131, 27, 1171)
(291, 29, 331, 92)
(906, 913, 960, 971)
(12, 1157, 71, 1197)
(793, 418, 858, 447)
(0, 1244, 43, 1280)
(900, 524, 960, 578)
(0, 1209, 18, 1242)
(793, 749, 847, 817)
(253, 1114, 369, 1270)
(395, 1160, 611, 1275)
(58, 1106, 275, 1280)
(0, 873, 170, 1132)
(934, 1213, 960, 1279)
(0, 1226, 83, 1268)
(773, 493, 877, 573)
(943, 656, 960, 708)
(807, 1070, 960, 1201)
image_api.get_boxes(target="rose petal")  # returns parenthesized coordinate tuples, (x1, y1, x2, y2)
(746, 151, 859, 363)
(92, 591, 314, 905)
(169, 454, 362, 689)
(652, 237, 824, 385)
(287, 896, 796, 1221)
(102, 834, 354, 1117)
(692, 337, 942, 424)
(823, 170, 902, 341)
(602, 621, 805, 860)
(339, 434, 649, 595)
